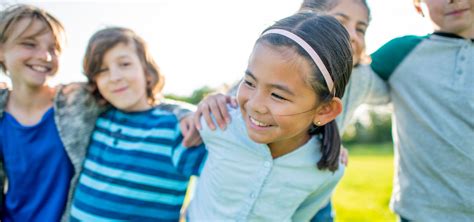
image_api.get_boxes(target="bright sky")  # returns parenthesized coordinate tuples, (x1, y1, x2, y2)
(1, 0, 432, 96)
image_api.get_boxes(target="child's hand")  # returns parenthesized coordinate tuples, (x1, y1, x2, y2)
(0, 82, 7, 89)
(180, 114, 203, 147)
(340, 146, 349, 166)
(193, 93, 238, 131)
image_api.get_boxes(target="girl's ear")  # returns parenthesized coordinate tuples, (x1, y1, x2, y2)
(413, 1, 425, 17)
(313, 97, 343, 126)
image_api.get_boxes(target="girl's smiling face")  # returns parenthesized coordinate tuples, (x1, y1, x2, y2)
(0, 18, 59, 87)
(237, 43, 321, 156)
(327, 0, 369, 65)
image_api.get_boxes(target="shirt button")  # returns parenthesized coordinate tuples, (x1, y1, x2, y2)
(457, 69, 463, 75)
(250, 192, 257, 198)
(264, 161, 271, 167)
(459, 56, 465, 61)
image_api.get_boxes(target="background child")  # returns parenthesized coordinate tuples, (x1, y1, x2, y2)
(366, 0, 473, 220)
(0, 5, 198, 222)
(187, 13, 352, 221)
(69, 27, 207, 221)
(0, 5, 99, 221)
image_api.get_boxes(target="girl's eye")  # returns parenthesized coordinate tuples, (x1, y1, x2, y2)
(271, 93, 287, 101)
(21, 42, 36, 48)
(243, 79, 255, 88)
(119, 62, 131, 67)
(357, 28, 366, 35)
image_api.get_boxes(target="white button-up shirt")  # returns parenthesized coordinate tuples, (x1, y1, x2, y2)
(188, 107, 344, 221)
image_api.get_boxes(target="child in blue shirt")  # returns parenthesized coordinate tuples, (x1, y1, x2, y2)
(69, 27, 206, 221)
(0, 5, 197, 221)
(187, 13, 352, 221)
(0, 5, 75, 221)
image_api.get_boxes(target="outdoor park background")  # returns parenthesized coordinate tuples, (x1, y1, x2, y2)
(1, 0, 435, 221)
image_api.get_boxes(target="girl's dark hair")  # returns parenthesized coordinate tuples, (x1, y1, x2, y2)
(0, 4, 65, 73)
(83, 27, 163, 104)
(258, 13, 352, 172)
(299, 0, 371, 21)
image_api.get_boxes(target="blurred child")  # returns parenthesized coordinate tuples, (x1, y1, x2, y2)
(0, 5, 196, 222)
(0, 5, 95, 221)
(187, 13, 352, 221)
(68, 27, 207, 221)
(365, 0, 473, 220)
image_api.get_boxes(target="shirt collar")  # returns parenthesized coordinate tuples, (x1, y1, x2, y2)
(433, 32, 474, 42)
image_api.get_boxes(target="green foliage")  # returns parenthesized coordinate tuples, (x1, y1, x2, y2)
(342, 109, 392, 144)
(334, 143, 396, 222)
(165, 86, 214, 105)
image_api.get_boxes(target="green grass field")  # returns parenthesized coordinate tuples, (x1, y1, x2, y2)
(333, 143, 396, 222)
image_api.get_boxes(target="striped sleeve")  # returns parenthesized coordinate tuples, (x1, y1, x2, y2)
(171, 124, 207, 177)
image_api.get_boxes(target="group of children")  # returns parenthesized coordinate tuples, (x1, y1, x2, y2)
(0, 0, 472, 222)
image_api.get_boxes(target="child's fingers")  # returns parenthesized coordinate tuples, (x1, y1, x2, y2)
(200, 103, 216, 130)
(218, 96, 232, 124)
(208, 99, 227, 130)
(179, 116, 192, 136)
(229, 96, 238, 108)
(182, 125, 203, 147)
(340, 147, 349, 166)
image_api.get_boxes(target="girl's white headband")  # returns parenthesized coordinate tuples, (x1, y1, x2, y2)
(261, 29, 335, 95)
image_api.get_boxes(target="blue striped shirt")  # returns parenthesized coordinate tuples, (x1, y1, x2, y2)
(70, 106, 207, 222)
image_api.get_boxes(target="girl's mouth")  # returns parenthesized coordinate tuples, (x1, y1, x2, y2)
(249, 116, 272, 127)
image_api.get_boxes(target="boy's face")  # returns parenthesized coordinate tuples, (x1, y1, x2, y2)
(0, 18, 59, 87)
(416, 0, 474, 38)
(95, 42, 150, 112)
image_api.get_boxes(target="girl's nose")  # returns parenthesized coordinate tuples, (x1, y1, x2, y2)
(247, 93, 268, 114)
(37, 48, 53, 62)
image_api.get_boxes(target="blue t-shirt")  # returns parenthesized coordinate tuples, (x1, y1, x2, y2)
(0, 108, 74, 222)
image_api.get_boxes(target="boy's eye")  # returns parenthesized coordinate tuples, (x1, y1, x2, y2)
(97, 67, 109, 75)
(271, 93, 287, 101)
(119, 62, 131, 67)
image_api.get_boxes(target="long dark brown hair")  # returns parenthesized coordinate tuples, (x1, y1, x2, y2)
(258, 13, 352, 171)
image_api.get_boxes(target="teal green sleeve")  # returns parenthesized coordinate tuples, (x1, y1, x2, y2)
(370, 35, 426, 80)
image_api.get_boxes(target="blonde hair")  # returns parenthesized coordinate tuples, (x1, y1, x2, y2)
(0, 4, 65, 73)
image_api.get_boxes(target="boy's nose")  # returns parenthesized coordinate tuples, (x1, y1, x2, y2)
(109, 68, 124, 82)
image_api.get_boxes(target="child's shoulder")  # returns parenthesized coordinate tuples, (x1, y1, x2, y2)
(371, 35, 428, 80)
(0, 88, 9, 117)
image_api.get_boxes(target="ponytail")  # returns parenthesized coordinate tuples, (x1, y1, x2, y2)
(310, 120, 340, 172)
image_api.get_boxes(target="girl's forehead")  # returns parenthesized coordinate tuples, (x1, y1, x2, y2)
(9, 18, 52, 42)
(249, 42, 314, 84)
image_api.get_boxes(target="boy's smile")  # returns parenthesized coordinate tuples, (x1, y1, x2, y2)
(417, 0, 474, 38)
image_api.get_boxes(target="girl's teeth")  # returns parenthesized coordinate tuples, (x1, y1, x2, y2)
(31, 65, 48, 72)
(250, 117, 269, 127)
